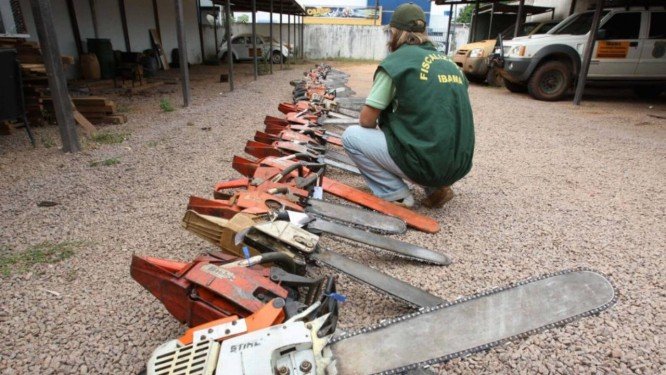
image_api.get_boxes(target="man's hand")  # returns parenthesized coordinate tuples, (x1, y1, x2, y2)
(359, 105, 382, 128)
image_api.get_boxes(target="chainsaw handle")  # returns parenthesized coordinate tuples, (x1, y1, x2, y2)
(271, 163, 303, 182)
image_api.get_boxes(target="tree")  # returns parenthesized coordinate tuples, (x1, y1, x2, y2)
(455, 4, 475, 24)
(235, 14, 249, 24)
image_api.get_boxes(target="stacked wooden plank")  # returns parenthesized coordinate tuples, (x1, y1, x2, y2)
(43, 97, 127, 125)
(0, 38, 49, 126)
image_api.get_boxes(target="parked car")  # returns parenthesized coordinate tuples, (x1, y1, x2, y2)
(218, 34, 291, 64)
(498, 7, 666, 101)
(453, 20, 560, 82)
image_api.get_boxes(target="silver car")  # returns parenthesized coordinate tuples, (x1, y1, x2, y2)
(218, 34, 292, 64)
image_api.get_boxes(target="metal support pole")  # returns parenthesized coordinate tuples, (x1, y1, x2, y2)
(29, 0, 80, 152)
(119, 0, 131, 51)
(251, 0, 257, 80)
(573, 0, 603, 106)
(175, 0, 190, 106)
(300, 15, 304, 60)
(287, 14, 290, 65)
(569, 0, 578, 16)
(196, 0, 204, 62)
(445, 3, 453, 54)
(89, 0, 99, 38)
(269, 0, 273, 74)
(65, 0, 83, 56)
(152, 0, 161, 41)
(514, 0, 524, 38)
(488, 3, 494, 40)
(469, 0, 479, 43)
(225, 0, 234, 91)
(292, 14, 298, 59)
(214, 12, 219, 56)
(279, 1, 283, 70)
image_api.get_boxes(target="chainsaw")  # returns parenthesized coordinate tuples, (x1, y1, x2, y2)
(199, 156, 447, 263)
(142, 268, 617, 375)
(225, 155, 440, 233)
(246, 138, 360, 175)
(130, 252, 339, 328)
(180, 209, 447, 307)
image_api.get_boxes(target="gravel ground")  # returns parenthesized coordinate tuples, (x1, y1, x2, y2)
(1, 61, 664, 374)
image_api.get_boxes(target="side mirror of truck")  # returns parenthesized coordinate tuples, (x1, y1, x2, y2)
(596, 29, 607, 40)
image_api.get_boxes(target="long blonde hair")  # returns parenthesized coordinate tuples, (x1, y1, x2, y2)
(388, 22, 432, 52)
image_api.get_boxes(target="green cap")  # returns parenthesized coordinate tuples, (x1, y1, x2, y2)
(390, 3, 427, 32)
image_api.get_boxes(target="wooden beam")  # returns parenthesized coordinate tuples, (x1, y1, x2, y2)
(118, 0, 131, 51)
(225, 0, 234, 91)
(65, 0, 83, 55)
(29, 0, 80, 152)
(252, 0, 257, 80)
(573, 0, 603, 105)
(175, 0, 191, 106)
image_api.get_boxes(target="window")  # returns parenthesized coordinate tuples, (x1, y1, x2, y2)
(650, 12, 666, 39)
(232, 37, 245, 44)
(552, 11, 610, 35)
(538, 21, 560, 34)
(601, 12, 641, 40)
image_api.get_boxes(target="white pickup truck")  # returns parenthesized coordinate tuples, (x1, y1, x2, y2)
(498, 7, 665, 101)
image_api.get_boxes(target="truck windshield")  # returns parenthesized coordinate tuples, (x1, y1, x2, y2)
(551, 11, 610, 35)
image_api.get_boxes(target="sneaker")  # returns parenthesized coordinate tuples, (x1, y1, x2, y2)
(422, 186, 454, 208)
(393, 194, 415, 208)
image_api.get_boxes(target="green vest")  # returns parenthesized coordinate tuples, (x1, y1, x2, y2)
(378, 43, 475, 187)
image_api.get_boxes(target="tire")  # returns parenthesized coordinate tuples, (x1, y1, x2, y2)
(270, 51, 283, 64)
(633, 86, 664, 100)
(527, 61, 572, 101)
(464, 73, 485, 84)
(504, 79, 527, 93)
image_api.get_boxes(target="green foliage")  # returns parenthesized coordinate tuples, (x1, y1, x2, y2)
(159, 98, 175, 112)
(456, 4, 475, 24)
(91, 132, 129, 145)
(0, 241, 81, 277)
(235, 15, 249, 24)
(90, 157, 120, 167)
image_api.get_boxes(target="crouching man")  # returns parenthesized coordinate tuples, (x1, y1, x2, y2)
(342, 2, 475, 208)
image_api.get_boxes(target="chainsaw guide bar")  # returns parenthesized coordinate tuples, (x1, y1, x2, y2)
(305, 199, 407, 235)
(327, 268, 617, 374)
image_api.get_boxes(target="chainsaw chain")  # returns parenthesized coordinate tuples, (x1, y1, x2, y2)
(328, 267, 618, 375)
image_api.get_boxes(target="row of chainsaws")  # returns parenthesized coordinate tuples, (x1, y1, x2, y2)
(131, 65, 618, 375)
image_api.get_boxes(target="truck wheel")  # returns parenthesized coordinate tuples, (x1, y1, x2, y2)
(271, 51, 283, 64)
(464, 73, 485, 84)
(486, 67, 504, 87)
(504, 79, 527, 93)
(633, 86, 664, 100)
(527, 61, 571, 101)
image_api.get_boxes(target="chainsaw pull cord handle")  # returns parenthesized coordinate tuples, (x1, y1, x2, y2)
(224, 251, 297, 275)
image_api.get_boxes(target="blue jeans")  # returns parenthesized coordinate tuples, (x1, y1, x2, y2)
(341, 125, 414, 201)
